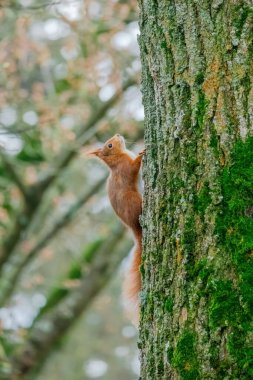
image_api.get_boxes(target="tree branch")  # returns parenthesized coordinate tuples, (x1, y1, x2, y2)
(0, 125, 36, 134)
(0, 0, 78, 11)
(40, 77, 137, 191)
(11, 226, 131, 378)
(0, 176, 107, 306)
(34, 238, 104, 321)
(0, 149, 30, 202)
(0, 78, 135, 273)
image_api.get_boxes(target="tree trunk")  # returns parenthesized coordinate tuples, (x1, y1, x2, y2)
(138, 1, 253, 379)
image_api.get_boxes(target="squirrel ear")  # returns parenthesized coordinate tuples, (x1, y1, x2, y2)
(86, 148, 102, 157)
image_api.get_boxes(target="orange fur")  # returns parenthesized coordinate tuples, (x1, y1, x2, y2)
(89, 134, 144, 324)
(122, 232, 142, 325)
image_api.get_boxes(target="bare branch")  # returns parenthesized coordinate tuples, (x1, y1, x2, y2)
(34, 238, 104, 320)
(11, 226, 131, 378)
(0, 149, 30, 201)
(0, 176, 107, 305)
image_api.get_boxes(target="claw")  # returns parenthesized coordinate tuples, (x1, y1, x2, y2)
(138, 148, 146, 156)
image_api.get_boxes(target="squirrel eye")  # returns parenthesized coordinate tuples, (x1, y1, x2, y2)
(108, 143, 113, 148)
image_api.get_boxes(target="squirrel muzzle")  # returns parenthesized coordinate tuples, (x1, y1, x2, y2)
(87, 148, 103, 157)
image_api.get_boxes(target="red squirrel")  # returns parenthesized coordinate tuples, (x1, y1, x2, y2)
(89, 134, 144, 323)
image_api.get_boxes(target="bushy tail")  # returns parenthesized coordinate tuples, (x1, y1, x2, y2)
(123, 234, 142, 326)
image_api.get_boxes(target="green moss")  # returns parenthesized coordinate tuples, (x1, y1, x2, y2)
(195, 89, 208, 131)
(199, 264, 212, 283)
(213, 136, 253, 375)
(160, 40, 167, 49)
(170, 177, 185, 192)
(208, 280, 241, 329)
(188, 158, 198, 173)
(184, 140, 199, 174)
(172, 329, 200, 380)
(182, 216, 196, 255)
(187, 258, 212, 286)
(216, 136, 253, 311)
(157, 360, 164, 376)
(209, 345, 234, 378)
(179, 82, 192, 125)
(158, 199, 170, 225)
(194, 181, 211, 217)
(209, 342, 219, 369)
(163, 47, 175, 82)
(193, 73, 207, 133)
(140, 263, 145, 276)
(141, 291, 154, 317)
(164, 297, 173, 313)
(183, 216, 198, 281)
(194, 72, 205, 86)
(232, 4, 252, 39)
(167, 345, 174, 362)
(228, 327, 253, 378)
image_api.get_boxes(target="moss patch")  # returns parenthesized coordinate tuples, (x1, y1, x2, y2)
(194, 181, 211, 218)
(194, 72, 205, 86)
(172, 329, 200, 380)
(188, 258, 212, 288)
(213, 136, 253, 376)
(208, 280, 241, 329)
(195, 89, 208, 132)
(183, 215, 199, 282)
(164, 297, 174, 313)
(216, 136, 253, 312)
(232, 4, 252, 39)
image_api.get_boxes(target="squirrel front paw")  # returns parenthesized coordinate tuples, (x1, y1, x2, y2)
(138, 149, 146, 157)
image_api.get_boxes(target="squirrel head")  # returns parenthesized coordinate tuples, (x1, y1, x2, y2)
(89, 134, 126, 165)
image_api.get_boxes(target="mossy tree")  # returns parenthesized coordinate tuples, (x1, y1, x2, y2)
(138, 1, 253, 379)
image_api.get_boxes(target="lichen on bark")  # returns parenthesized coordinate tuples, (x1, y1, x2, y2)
(138, 0, 253, 379)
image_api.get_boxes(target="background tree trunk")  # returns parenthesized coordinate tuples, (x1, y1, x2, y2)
(138, 1, 253, 379)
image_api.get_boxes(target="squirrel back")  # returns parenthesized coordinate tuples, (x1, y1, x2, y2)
(89, 134, 144, 324)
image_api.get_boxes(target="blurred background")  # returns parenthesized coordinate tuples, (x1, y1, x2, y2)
(0, 0, 143, 379)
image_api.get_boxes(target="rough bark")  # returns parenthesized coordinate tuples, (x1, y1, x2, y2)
(138, 1, 253, 379)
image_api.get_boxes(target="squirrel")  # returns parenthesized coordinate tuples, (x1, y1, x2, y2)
(89, 134, 144, 323)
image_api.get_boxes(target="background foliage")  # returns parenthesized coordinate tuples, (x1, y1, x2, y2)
(0, 0, 143, 379)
